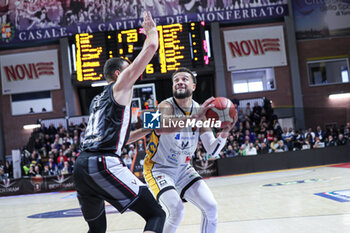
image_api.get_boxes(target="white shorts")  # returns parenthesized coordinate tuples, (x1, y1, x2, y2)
(143, 156, 202, 201)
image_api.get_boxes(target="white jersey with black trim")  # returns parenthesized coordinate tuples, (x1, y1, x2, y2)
(146, 97, 200, 167)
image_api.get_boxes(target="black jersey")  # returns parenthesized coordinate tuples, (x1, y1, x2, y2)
(81, 83, 131, 155)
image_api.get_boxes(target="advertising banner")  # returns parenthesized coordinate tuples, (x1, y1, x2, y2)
(0, 1, 288, 46)
(192, 160, 217, 178)
(0, 49, 61, 95)
(44, 174, 75, 192)
(0, 174, 75, 197)
(293, 0, 350, 39)
(0, 178, 22, 196)
(224, 25, 287, 71)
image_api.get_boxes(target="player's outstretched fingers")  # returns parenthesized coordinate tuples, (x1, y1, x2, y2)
(142, 11, 156, 36)
(195, 97, 215, 120)
(202, 97, 215, 108)
(202, 97, 215, 113)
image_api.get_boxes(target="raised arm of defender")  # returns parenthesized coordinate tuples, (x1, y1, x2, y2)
(113, 11, 159, 106)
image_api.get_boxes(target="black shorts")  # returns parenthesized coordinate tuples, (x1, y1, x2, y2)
(73, 151, 145, 221)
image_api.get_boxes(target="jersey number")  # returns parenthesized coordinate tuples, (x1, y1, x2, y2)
(85, 109, 102, 137)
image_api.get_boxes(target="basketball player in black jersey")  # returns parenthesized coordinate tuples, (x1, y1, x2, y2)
(73, 12, 165, 233)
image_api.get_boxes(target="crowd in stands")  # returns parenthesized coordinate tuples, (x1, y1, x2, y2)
(16, 119, 87, 179)
(7, 0, 285, 32)
(193, 98, 350, 162)
(12, 116, 140, 178)
(0, 98, 349, 180)
(0, 160, 13, 181)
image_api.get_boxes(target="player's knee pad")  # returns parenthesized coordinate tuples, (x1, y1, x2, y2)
(203, 199, 217, 221)
(86, 210, 107, 233)
(167, 200, 185, 222)
(200, 199, 218, 233)
(144, 206, 166, 233)
(159, 189, 185, 225)
(129, 186, 166, 233)
(184, 180, 218, 219)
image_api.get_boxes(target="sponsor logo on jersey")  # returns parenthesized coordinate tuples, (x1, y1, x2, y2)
(168, 154, 178, 163)
(176, 141, 190, 150)
(169, 148, 192, 157)
(159, 180, 167, 186)
(175, 133, 195, 141)
(189, 172, 197, 179)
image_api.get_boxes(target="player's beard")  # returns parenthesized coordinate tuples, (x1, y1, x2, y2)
(173, 89, 192, 99)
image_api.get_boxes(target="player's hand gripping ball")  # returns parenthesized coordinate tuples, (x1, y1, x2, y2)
(205, 97, 237, 128)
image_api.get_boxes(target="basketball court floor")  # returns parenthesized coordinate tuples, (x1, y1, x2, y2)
(1, 162, 350, 233)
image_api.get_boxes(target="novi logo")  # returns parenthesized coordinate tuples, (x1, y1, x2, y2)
(4, 62, 55, 81)
(228, 38, 281, 57)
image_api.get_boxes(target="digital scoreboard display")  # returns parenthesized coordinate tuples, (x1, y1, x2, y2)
(75, 33, 106, 81)
(73, 22, 211, 84)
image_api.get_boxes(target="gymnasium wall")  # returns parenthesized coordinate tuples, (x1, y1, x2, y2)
(221, 22, 294, 109)
(297, 37, 350, 129)
(0, 45, 67, 155)
(217, 144, 350, 176)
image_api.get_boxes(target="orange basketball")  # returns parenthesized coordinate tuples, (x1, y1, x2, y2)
(205, 97, 237, 128)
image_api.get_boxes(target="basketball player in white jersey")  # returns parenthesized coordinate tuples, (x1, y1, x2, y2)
(143, 67, 237, 233)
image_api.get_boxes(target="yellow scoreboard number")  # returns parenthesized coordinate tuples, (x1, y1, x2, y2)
(74, 22, 209, 83)
(75, 33, 104, 82)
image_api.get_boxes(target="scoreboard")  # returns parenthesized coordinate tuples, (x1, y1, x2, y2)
(73, 22, 211, 84)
